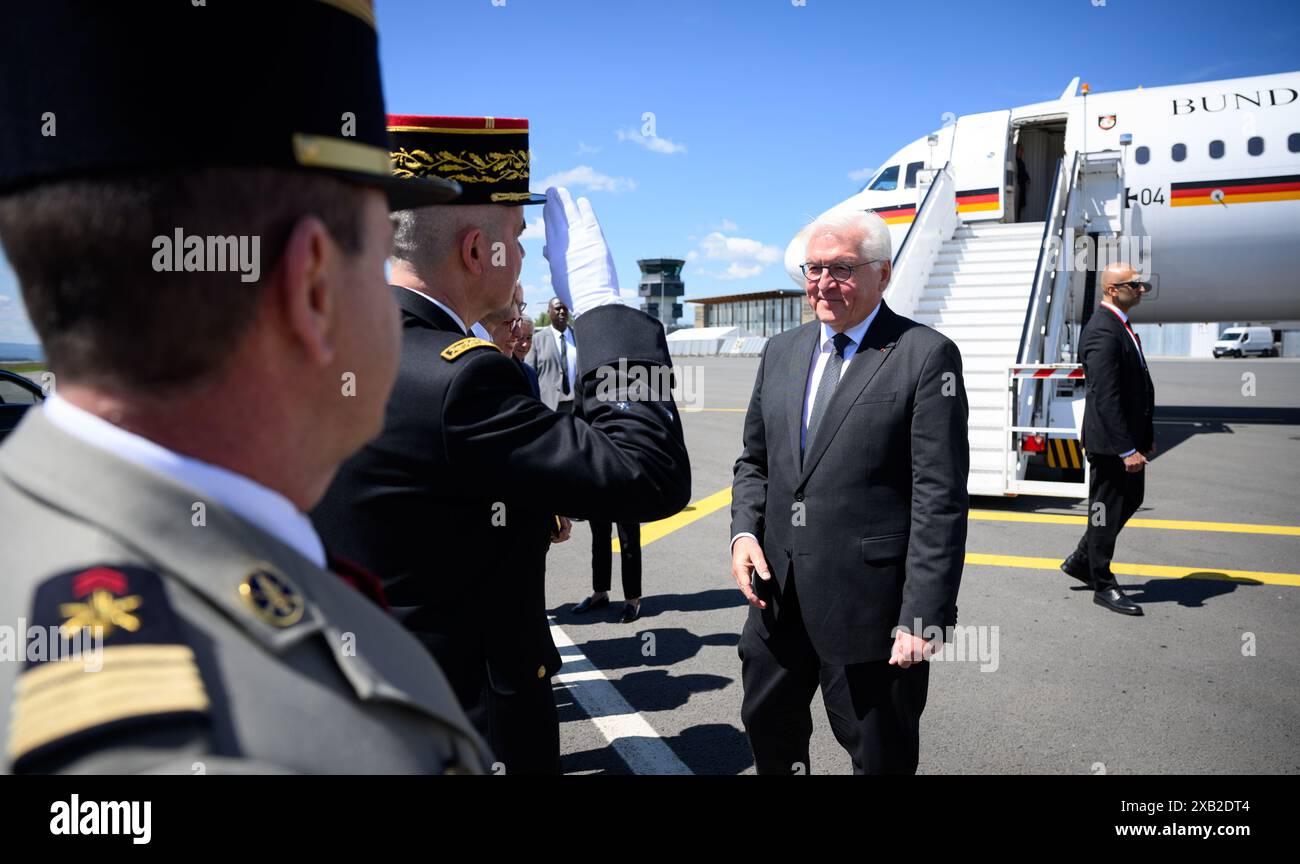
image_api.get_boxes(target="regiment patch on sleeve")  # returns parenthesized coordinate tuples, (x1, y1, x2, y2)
(440, 337, 500, 361)
(6, 565, 211, 771)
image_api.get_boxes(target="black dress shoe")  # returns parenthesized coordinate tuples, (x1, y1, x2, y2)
(572, 594, 610, 614)
(1060, 552, 1092, 587)
(1094, 587, 1143, 616)
(618, 602, 641, 624)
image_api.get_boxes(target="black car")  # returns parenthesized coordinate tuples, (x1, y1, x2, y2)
(0, 368, 45, 442)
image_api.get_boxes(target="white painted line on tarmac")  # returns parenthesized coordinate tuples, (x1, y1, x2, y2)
(549, 620, 694, 775)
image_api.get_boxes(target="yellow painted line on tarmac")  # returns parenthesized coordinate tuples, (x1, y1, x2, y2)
(613, 486, 733, 552)
(965, 552, 1300, 588)
(970, 509, 1300, 537)
(613, 486, 1300, 566)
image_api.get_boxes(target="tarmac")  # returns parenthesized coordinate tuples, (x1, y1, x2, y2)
(542, 357, 1300, 774)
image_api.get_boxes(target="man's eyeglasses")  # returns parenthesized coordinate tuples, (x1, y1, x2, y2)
(800, 260, 879, 282)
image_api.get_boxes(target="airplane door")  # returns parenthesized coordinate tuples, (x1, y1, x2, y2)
(951, 109, 1010, 220)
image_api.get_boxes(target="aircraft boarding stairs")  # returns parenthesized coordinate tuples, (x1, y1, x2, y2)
(885, 152, 1128, 497)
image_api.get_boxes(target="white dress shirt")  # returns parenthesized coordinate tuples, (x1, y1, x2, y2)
(1099, 301, 1145, 364)
(1098, 300, 1144, 458)
(550, 325, 578, 402)
(732, 302, 881, 551)
(42, 393, 327, 567)
(471, 321, 491, 342)
(801, 302, 881, 448)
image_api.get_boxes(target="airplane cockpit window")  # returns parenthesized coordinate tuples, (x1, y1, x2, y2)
(1209, 140, 1224, 159)
(1288, 133, 1300, 153)
(869, 165, 899, 191)
(1135, 146, 1150, 165)
(1172, 143, 1187, 162)
(904, 161, 924, 189)
(1248, 136, 1264, 156)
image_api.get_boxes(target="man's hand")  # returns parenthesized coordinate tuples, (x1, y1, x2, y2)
(731, 535, 770, 610)
(1123, 451, 1147, 473)
(542, 186, 622, 317)
(889, 630, 935, 668)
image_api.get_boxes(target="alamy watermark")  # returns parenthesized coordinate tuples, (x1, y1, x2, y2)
(152, 228, 260, 283)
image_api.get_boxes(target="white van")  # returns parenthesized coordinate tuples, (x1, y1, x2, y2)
(1213, 326, 1277, 358)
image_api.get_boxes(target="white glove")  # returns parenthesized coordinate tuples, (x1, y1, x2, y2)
(542, 186, 623, 316)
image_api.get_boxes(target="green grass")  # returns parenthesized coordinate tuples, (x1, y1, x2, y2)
(0, 361, 46, 376)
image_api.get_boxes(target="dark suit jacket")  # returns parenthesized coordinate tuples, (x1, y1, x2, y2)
(526, 324, 577, 410)
(312, 287, 690, 704)
(730, 301, 970, 665)
(515, 357, 541, 399)
(1080, 305, 1155, 456)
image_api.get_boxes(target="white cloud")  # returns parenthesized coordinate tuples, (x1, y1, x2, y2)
(848, 167, 874, 182)
(576, 140, 602, 155)
(616, 128, 687, 155)
(688, 231, 782, 282)
(718, 218, 738, 232)
(698, 232, 780, 265)
(521, 216, 545, 240)
(537, 165, 636, 194)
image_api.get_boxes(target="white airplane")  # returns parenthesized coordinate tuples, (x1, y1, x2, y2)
(795, 71, 1300, 323)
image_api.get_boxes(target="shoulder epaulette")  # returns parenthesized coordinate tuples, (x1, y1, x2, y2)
(440, 337, 500, 361)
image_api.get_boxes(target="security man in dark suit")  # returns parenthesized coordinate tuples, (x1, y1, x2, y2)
(311, 118, 690, 773)
(0, 0, 487, 773)
(730, 209, 969, 774)
(1060, 263, 1155, 616)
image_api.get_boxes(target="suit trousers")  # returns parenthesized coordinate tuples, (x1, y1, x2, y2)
(590, 520, 641, 598)
(738, 569, 931, 775)
(466, 676, 560, 775)
(1073, 452, 1146, 590)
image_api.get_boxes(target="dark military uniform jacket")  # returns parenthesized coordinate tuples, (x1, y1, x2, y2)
(311, 286, 690, 705)
(0, 410, 488, 774)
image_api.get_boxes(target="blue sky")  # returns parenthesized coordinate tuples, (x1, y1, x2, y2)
(1, 0, 1297, 343)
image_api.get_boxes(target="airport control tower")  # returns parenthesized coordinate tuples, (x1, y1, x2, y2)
(637, 258, 685, 332)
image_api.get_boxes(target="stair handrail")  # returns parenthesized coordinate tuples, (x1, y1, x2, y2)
(1017, 152, 1080, 367)
(884, 161, 956, 318)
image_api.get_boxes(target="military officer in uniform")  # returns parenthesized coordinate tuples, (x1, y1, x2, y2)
(311, 116, 692, 774)
(0, 0, 487, 773)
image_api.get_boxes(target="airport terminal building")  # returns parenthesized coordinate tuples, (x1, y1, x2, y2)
(687, 289, 810, 337)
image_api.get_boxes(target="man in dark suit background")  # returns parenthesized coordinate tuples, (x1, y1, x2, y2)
(1060, 262, 1154, 616)
(527, 297, 578, 412)
(730, 209, 969, 775)
(515, 318, 542, 399)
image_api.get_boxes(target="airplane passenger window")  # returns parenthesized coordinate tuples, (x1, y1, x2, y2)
(1288, 133, 1300, 153)
(1171, 143, 1186, 162)
(869, 165, 899, 191)
(1248, 137, 1264, 156)
(1209, 140, 1224, 159)
(904, 161, 925, 189)
(1135, 146, 1149, 164)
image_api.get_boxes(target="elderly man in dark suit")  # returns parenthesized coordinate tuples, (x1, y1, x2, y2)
(1060, 263, 1155, 616)
(514, 317, 542, 399)
(730, 208, 969, 775)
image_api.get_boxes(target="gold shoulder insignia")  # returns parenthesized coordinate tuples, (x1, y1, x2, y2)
(440, 337, 500, 361)
(8, 565, 210, 771)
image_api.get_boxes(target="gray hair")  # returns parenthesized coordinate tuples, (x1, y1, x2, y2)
(785, 208, 892, 285)
(392, 203, 502, 272)
(807, 208, 891, 263)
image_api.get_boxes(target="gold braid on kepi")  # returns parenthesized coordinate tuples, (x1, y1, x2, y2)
(387, 116, 547, 206)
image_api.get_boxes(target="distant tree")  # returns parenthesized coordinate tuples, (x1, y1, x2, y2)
(535, 311, 551, 327)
